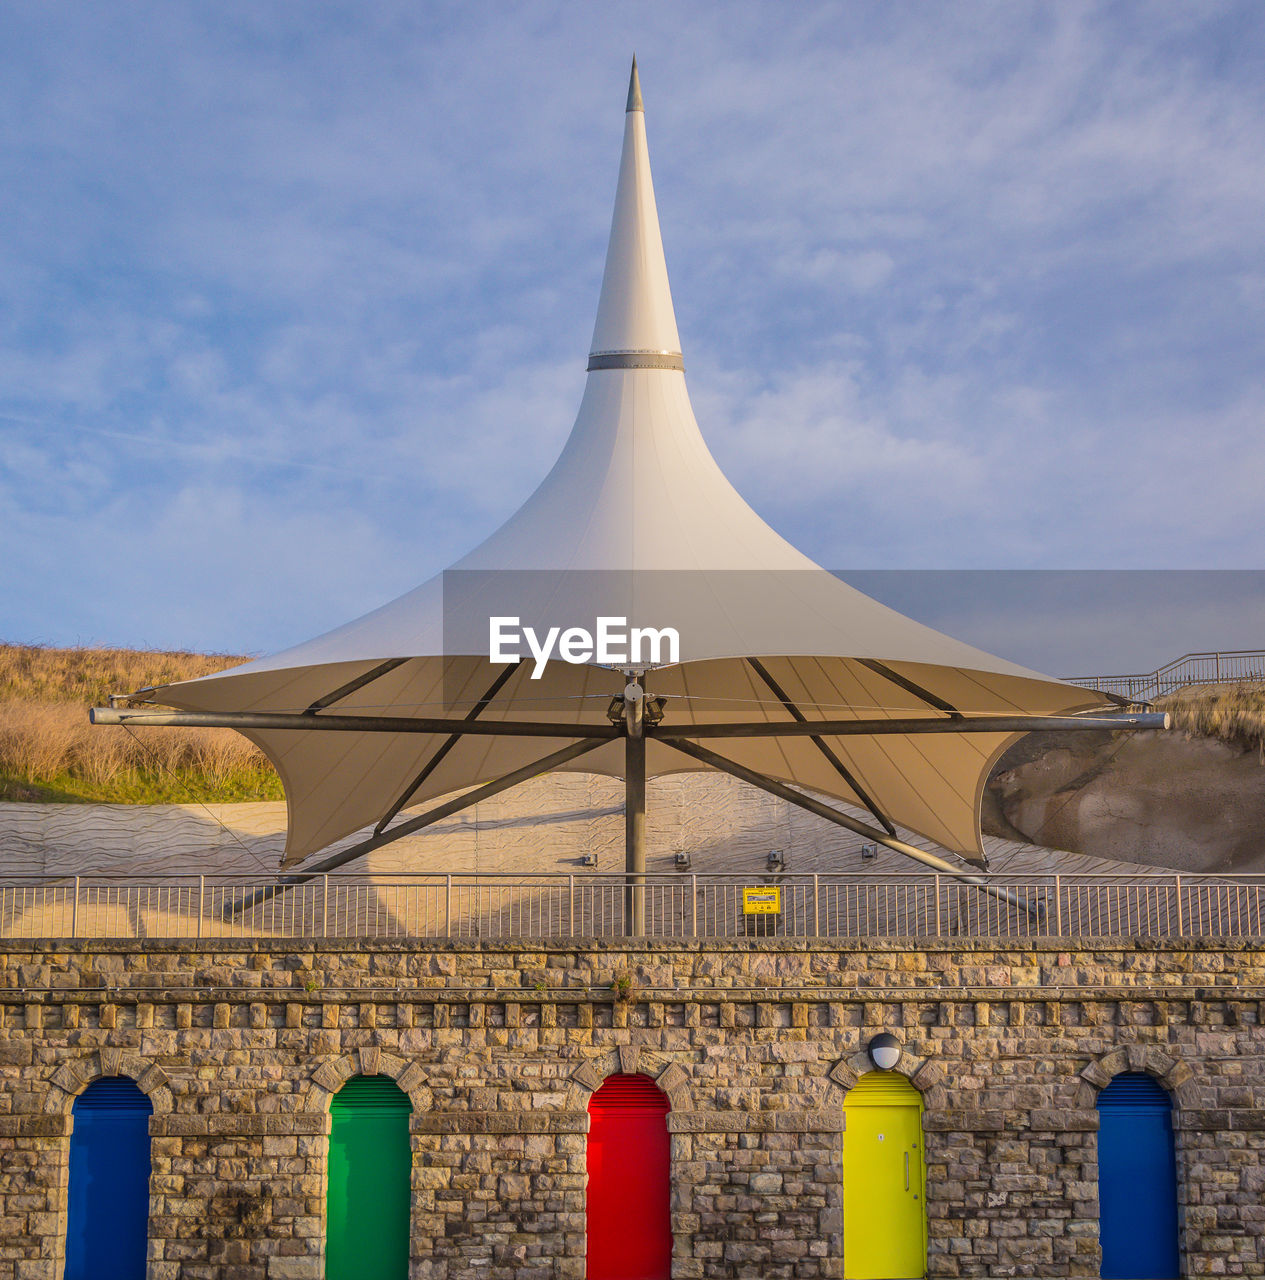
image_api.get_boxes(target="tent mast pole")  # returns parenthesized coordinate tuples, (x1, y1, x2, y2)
(624, 674, 647, 936)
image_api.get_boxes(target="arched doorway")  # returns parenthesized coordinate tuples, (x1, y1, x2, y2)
(843, 1071, 926, 1279)
(327, 1074, 413, 1280)
(65, 1076, 153, 1280)
(1097, 1072, 1180, 1278)
(586, 1072, 672, 1280)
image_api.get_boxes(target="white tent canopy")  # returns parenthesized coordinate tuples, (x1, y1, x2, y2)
(101, 61, 1157, 881)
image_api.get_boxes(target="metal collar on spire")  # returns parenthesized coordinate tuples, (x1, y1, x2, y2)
(587, 350, 683, 371)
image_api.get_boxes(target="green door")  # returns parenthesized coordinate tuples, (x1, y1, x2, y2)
(843, 1072, 926, 1279)
(327, 1075, 412, 1280)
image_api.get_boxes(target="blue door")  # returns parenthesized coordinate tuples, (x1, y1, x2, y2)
(1097, 1072, 1179, 1279)
(66, 1077, 153, 1280)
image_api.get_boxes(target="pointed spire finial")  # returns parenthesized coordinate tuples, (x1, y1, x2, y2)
(626, 55, 644, 113)
(588, 53, 682, 365)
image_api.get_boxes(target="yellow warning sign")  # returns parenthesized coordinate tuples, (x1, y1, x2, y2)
(741, 887, 782, 915)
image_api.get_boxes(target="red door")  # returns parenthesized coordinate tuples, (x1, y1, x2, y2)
(586, 1073, 672, 1280)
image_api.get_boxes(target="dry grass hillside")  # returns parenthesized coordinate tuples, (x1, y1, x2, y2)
(0, 644, 281, 803)
(1156, 682, 1265, 756)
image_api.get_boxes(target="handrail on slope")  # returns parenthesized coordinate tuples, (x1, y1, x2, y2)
(1065, 649, 1265, 701)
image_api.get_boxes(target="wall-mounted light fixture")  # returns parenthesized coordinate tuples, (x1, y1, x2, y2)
(675, 851, 692, 870)
(868, 1032, 902, 1071)
(581, 852, 598, 867)
(767, 849, 784, 871)
(860, 844, 878, 861)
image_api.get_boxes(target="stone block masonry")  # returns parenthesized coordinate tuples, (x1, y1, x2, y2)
(0, 938, 1263, 1278)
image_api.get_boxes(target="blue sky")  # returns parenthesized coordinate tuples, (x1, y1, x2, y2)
(3, 2, 1263, 668)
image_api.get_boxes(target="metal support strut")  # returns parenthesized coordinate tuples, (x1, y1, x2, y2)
(225, 736, 607, 918)
(746, 657, 897, 836)
(624, 675, 647, 937)
(663, 737, 1043, 920)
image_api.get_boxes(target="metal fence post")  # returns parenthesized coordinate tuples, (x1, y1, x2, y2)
(813, 874, 820, 938)
(445, 874, 452, 939)
(1175, 875, 1184, 937)
(568, 875, 575, 936)
(934, 874, 941, 937)
(1054, 875, 1062, 938)
(322, 874, 329, 939)
(71, 876, 79, 939)
(197, 875, 204, 941)
(691, 874, 697, 939)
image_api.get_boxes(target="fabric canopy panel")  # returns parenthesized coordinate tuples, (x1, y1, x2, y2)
(145, 61, 1107, 870)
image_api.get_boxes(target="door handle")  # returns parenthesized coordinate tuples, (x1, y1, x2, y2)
(904, 1152, 909, 1191)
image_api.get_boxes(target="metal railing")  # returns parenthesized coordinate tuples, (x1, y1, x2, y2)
(1, 873, 1262, 942)
(1065, 650, 1265, 703)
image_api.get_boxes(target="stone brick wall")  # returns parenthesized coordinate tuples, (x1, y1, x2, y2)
(0, 939, 1262, 1279)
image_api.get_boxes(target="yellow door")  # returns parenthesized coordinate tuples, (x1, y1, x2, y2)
(843, 1072, 926, 1279)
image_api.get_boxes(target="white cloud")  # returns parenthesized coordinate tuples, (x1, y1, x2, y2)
(694, 363, 982, 503)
